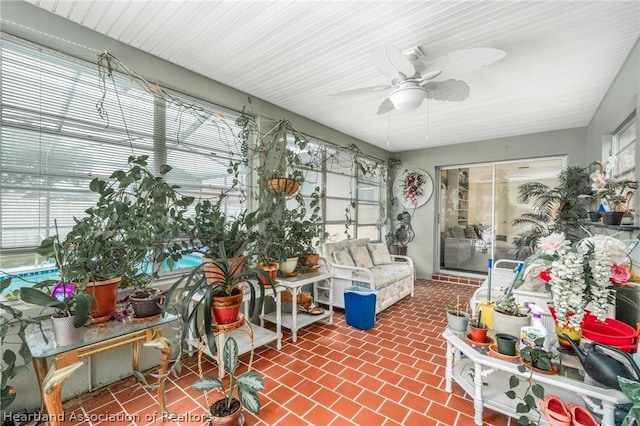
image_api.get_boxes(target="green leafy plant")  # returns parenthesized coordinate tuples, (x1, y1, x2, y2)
(505, 337, 555, 425)
(189, 200, 265, 259)
(512, 166, 592, 260)
(162, 241, 275, 361)
(36, 155, 194, 288)
(494, 295, 527, 317)
(0, 279, 39, 410)
(192, 337, 265, 417)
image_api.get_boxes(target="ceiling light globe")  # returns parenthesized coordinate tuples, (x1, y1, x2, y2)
(389, 87, 426, 111)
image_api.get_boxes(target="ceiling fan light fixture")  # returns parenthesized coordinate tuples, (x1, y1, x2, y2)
(389, 86, 426, 110)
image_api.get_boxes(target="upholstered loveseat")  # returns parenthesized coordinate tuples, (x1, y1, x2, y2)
(320, 238, 415, 314)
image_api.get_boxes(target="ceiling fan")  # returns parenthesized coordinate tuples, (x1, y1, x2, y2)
(331, 45, 506, 114)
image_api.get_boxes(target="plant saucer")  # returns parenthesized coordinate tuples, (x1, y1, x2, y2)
(465, 333, 494, 347)
(488, 344, 520, 361)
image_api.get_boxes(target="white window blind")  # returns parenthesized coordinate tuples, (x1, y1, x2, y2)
(0, 33, 245, 269)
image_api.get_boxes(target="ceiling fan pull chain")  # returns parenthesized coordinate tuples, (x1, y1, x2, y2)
(387, 112, 391, 147)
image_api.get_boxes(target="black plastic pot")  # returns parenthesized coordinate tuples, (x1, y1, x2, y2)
(130, 290, 163, 318)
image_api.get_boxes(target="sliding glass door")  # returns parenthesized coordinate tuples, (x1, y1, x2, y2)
(438, 158, 564, 274)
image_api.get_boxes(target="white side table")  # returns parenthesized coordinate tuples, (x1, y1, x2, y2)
(262, 271, 334, 342)
(442, 328, 629, 426)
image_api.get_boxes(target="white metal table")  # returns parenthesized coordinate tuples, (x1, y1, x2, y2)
(262, 271, 334, 342)
(442, 328, 630, 426)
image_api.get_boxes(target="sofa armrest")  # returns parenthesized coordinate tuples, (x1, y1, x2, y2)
(390, 254, 415, 279)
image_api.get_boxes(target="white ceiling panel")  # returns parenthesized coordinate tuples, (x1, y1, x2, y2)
(21, 0, 640, 152)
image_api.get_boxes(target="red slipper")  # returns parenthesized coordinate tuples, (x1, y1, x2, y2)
(566, 402, 599, 426)
(538, 395, 571, 426)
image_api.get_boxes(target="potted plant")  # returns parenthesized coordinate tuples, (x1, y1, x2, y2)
(505, 337, 551, 425)
(385, 211, 415, 256)
(35, 156, 194, 323)
(469, 310, 489, 343)
(188, 200, 267, 283)
(20, 282, 93, 346)
(192, 337, 265, 425)
(1, 279, 40, 410)
(294, 189, 327, 273)
(512, 166, 592, 260)
(258, 119, 307, 196)
(589, 160, 637, 225)
(492, 295, 531, 338)
(162, 240, 276, 357)
(445, 296, 470, 333)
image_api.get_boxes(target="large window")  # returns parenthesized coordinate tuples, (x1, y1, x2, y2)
(1, 34, 245, 271)
(1, 33, 388, 278)
(612, 111, 636, 179)
(324, 148, 384, 242)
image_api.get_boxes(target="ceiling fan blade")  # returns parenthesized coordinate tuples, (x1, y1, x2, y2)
(372, 45, 416, 79)
(329, 84, 392, 97)
(423, 80, 470, 102)
(422, 47, 506, 81)
(376, 98, 395, 115)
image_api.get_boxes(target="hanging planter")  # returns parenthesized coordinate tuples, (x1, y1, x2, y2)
(267, 178, 300, 196)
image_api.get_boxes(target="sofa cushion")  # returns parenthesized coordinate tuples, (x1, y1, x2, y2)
(367, 242, 392, 265)
(324, 238, 370, 259)
(349, 246, 374, 268)
(333, 249, 355, 267)
(353, 263, 413, 290)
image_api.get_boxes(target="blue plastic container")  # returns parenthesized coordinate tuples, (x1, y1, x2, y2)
(344, 285, 377, 330)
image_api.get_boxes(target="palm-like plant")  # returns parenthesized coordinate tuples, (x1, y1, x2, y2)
(512, 166, 592, 259)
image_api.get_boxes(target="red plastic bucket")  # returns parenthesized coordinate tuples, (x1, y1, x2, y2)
(582, 313, 638, 348)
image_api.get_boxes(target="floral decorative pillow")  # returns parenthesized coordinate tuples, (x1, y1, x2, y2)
(349, 246, 374, 268)
(367, 242, 392, 265)
(333, 249, 355, 267)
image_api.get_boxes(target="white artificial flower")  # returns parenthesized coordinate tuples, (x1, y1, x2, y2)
(537, 232, 571, 256)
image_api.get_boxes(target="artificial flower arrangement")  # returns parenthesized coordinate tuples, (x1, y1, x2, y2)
(534, 232, 637, 330)
(590, 160, 637, 213)
(402, 170, 427, 207)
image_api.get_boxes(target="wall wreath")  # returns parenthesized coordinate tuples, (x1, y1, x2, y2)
(393, 168, 434, 209)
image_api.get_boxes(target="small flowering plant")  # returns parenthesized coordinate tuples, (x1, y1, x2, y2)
(536, 232, 635, 330)
(590, 160, 637, 212)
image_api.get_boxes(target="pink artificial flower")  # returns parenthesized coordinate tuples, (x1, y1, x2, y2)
(610, 264, 631, 284)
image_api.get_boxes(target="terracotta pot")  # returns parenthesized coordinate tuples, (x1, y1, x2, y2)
(86, 277, 121, 324)
(203, 256, 246, 284)
(469, 324, 488, 343)
(211, 286, 244, 324)
(209, 398, 242, 426)
(267, 178, 300, 196)
(256, 262, 279, 286)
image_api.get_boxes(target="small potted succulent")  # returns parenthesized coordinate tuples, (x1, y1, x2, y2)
(492, 295, 531, 337)
(445, 296, 469, 333)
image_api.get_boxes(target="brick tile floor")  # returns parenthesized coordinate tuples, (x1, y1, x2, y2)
(61, 280, 516, 425)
